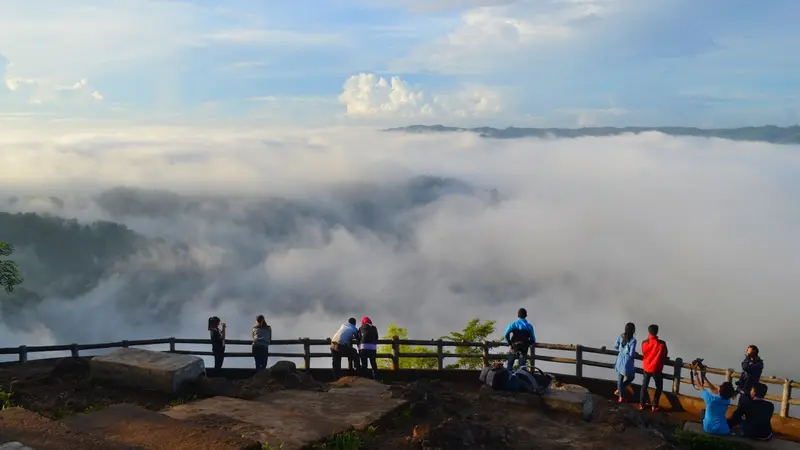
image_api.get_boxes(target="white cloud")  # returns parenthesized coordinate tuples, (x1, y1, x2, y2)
(338, 73, 504, 121)
(2, 59, 104, 108)
(1, 126, 800, 378)
(390, 0, 613, 74)
(205, 29, 346, 47)
(557, 106, 629, 126)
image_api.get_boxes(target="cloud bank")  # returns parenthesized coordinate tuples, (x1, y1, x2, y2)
(0, 127, 798, 378)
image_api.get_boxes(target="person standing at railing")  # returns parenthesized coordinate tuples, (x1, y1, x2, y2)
(252, 314, 272, 371)
(208, 316, 226, 369)
(639, 324, 667, 412)
(359, 316, 379, 380)
(504, 308, 536, 371)
(613, 322, 637, 404)
(735, 345, 764, 409)
(330, 318, 361, 380)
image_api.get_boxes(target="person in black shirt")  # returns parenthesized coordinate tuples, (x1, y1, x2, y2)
(208, 316, 226, 369)
(358, 316, 379, 380)
(728, 382, 774, 441)
(736, 345, 764, 404)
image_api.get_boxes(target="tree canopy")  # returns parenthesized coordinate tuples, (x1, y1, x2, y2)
(0, 241, 24, 293)
(377, 318, 497, 370)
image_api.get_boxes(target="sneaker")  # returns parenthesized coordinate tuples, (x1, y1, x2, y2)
(651, 406, 662, 412)
(639, 404, 647, 411)
(618, 397, 625, 404)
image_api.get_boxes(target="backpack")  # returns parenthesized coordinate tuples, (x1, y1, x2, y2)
(511, 366, 553, 395)
(479, 365, 510, 390)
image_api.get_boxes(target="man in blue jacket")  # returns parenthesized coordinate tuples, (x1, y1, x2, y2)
(330, 318, 361, 380)
(504, 308, 536, 370)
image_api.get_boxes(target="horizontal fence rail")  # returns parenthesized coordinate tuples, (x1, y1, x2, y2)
(1, 337, 796, 418)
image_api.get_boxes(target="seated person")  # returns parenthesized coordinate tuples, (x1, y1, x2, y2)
(690, 366, 735, 435)
(728, 383, 774, 441)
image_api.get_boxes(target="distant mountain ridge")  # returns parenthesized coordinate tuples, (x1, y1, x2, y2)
(386, 124, 800, 144)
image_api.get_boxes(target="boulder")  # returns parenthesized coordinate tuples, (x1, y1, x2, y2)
(0, 442, 37, 450)
(90, 348, 205, 394)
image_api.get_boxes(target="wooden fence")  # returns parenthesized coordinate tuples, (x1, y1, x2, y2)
(1, 337, 797, 418)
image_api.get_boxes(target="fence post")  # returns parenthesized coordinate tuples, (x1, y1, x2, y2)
(303, 338, 311, 371)
(725, 368, 734, 383)
(780, 379, 793, 418)
(18, 345, 27, 363)
(391, 336, 400, 371)
(70, 343, 79, 358)
(436, 339, 444, 371)
(482, 341, 490, 367)
(575, 345, 583, 379)
(529, 342, 536, 366)
(672, 358, 683, 394)
(122, 340, 129, 348)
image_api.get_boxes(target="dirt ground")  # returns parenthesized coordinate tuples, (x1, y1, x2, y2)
(0, 358, 710, 450)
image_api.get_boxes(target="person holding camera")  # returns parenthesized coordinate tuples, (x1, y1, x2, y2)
(690, 363, 736, 436)
(208, 316, 226, 369)
(736, 345, 764, 404)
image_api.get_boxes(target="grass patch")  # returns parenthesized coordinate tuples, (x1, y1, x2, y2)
(674, 430, 754, 450)
(390, 406, 412, 425)
(167, 394, 197, 407)
(312, 425, 379, 450)
(0, 387, 13, 410)
(261, 441, 285, 449)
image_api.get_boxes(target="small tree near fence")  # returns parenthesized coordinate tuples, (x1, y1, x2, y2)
(441, 318, 496, 370)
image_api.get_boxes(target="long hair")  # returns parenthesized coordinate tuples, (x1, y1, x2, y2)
(208, 316, 220, 330)
(621, 322, 636, 347)
(256, 314, 267, 327)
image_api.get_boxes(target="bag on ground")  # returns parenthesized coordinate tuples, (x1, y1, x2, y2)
(479, 365, 510, 390)
(512, 366, 553, 394)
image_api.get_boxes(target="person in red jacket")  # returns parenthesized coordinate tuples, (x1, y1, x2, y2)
(640, 324, 668, 411)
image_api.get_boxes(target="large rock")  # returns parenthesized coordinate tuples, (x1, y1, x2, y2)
(165, 378, 408, 450)
(479, 383, 594, 421)
(90, 348, 205, 394)
(0, 443, 37, 450)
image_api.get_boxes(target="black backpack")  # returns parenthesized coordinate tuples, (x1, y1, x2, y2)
(479, 365, 510, 390)
(511, 366, 553, 395)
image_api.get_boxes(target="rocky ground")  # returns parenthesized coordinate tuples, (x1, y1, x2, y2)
(0, 358, 745, 450)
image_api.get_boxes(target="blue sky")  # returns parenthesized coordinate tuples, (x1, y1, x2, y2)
(1, 0, 799, 128)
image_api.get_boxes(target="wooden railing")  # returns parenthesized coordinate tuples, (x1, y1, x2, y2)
(1, 337, 797, 418)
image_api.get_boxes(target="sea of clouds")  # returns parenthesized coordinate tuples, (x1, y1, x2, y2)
(0, 125, 798, 378)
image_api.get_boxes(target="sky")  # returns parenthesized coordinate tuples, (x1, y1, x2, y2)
(1, 0, 800, 128)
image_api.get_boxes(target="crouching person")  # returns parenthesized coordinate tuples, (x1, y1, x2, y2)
(330, 318, 361, 380)
(728, 383, 774, 441)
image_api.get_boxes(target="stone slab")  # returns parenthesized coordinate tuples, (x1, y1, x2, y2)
(62, 403, 261, 450)
(164, 377, 409, 450)
(683, 422, 800, 449)
(479, 383, 594, 421)
(90, 348, 205, 393)
(0, 407, 126, 450)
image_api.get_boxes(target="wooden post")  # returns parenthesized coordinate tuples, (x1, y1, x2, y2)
(725, 368, 734, 383)
(482, 341, 490, 368)
(122, 340, 129, 348)
(70, 343, 79, 358)
(529, 343, 536, 366)
(169, 337, 176, 353)
(780, 379, 793, 418)
(303, 338, 311, 371)
(436, 339, 444, 371)
(18, 345, 27, 363)
(575, 345, 583, 379)
(672, 358, 683, 394)
(391, 336, 400, 371)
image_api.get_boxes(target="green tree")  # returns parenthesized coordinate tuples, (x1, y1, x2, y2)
(0, 241, 24, 294)
(377, 323, 444, 370)
(441, 318, 496, 370)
